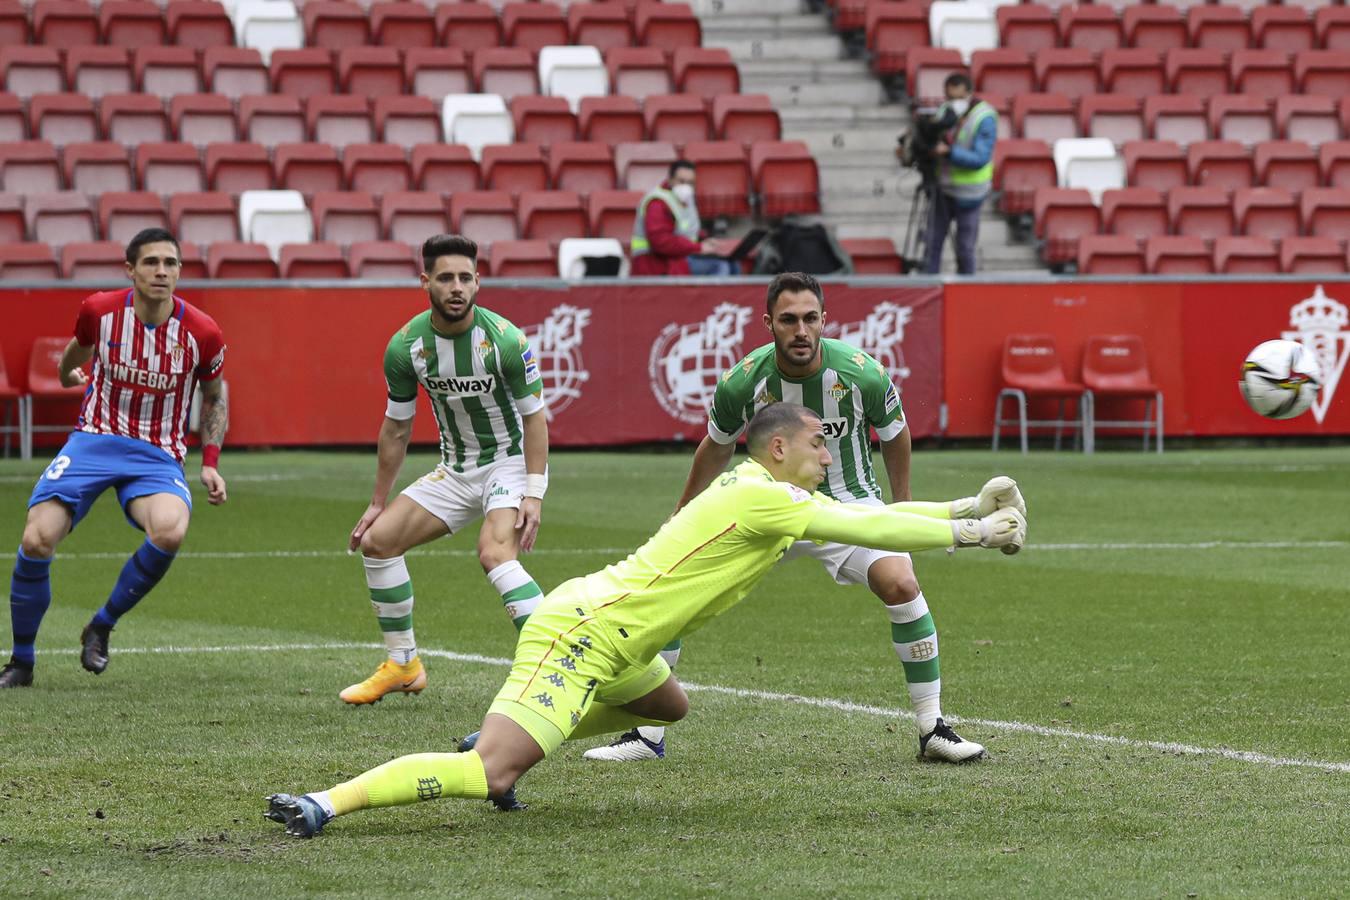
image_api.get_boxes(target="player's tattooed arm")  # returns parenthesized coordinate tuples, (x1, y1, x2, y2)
(58, 337, 94, 388)
(198, 376, 228, 505)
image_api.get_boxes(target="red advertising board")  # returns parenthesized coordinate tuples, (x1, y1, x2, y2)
(0, 283, 944, 448)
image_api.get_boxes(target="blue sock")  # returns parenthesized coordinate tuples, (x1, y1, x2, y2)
(10, 550, 53, 667)
(92, 539, 176, 628)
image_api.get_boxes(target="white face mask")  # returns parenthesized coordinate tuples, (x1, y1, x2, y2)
(949, 98, 970, 117)
(672, 183, 695, 204)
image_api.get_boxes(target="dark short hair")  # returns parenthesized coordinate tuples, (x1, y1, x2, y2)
(944, 72, 973, 93)
(746, 402, 819, 459)
(422, 234, 478, 273)
(125, 228, 181, 266)
(765, 272, 824, 314)
(669, 159, 696, 178)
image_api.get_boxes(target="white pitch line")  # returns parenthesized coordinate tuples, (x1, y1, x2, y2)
(18, 642, 1349, 775)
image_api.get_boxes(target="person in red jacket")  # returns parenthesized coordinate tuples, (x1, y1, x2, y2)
(630, 160, 734, 277)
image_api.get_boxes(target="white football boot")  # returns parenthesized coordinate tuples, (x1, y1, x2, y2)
(582, 728, 665, 761)
(918, 718, 987, 763)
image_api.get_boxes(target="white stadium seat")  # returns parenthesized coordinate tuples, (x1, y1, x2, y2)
(558, 238, 628, 280)
(239, 190, 312, 259)
(1054, 138, 1126, 204)
(929, 2, 998, 64)
(231, 0, 303, 63)
(440, 94, 514, 161)
(538, 46, 609, 113)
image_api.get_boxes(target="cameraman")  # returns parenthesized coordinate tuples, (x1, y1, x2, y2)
(922, 72, 998, 275)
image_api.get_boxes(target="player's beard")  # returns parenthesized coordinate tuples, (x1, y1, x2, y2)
(432, 291, 475, 323)
(778, 334, 820, 369)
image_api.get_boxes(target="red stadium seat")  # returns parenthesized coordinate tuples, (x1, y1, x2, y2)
(0, 0, 27, 46)
(482, 143, 549, 194)
(436, 2, 503, 51)
(134, 47, 200, 96)
(344, 143, 411, 194)
(412, 143, 480, 193)
(1187, 140, 1254, 191)
(1013, 94, 1077, 143)
(993, 333, 1093, 453)
(30, 94, 98, 147)
(1166, 49, 1230, 96)
(750, 140, 820, 217)
(568, 3, 634, 52)
(350, 241, 418, 279)
(205, 142, 269, 194)
(1280, 236, 1348, 274)
(1230, 50, 1294, 102)
(1, 48, 64, 100)
(906, 47, 964, 109)
(450, 190, 518, 246)
(1145, 235, 1213, 274)
(1101, 187, 1167, 240)
(1208, 95, 1275, 147)
(0, 243, 58, 280)
(1079, 95, 1144, 148)
(1079, 333, 1163, 452)
(1300, 187, 1350, 236)
(0, 140, 62, 193)
(270, 49, 337, 97)
(1076, 235, 1145, 275)
(301, 1, 369, 50)
(66, 46, 133, 101)
(839, 238, 903, 275)
(1058, 5, 1121, 53)
(1275, 96, 1340, 147)
(203, 48, 269, 101)
(510, 96, 578, 147)
(1255, 140, 1321, 194)
(25, 191, 95, 247)
(63, 141, 132, 195)
(274, 142, 343, 196)
(97, 191, 166, 243)
(683, 140, 751, 217)
(62, 242, 127, 281)
(178, 241, 205, 279)
(0, 91, 21, 142)
(615, 140, 677, 192)
(488, 239, 555, 277)
(1124, 5, 1187, 53)
(518, 190, 586, 244)
(172, 94, 236, 146)
(981, 92, 1012, 142)
(549, 141, 616, 193)
(1234, 187, 1299, 241)
(1215, 236, 1279, 274)
(502, 1, 567, 52)
(100, 1, 164, 48)
(380, 191, 449, 246)
(166, 1, 233, 50)
(643, 94, 711, 144)
(473, 47, 539, 101)
(1253, 7, 1315, 55)
(100, 94, 168, 147)
(713, 94, 780, 147)
(996, 3, 1057, 55)
(1315, 7, 1350, 52)
(972, 49, 1035, 98)
(339, 47, 403, 96)
(580, 95, 644, 144)
(239, 95, 304, 146)
(1296, 51, 1350, 97)
(208, 242, 278, 279)
(169, 191, 238, 245)
(634, 2, 701, 51)
(868, 1, 931, 76)
(405, 48, 471, 103)
(587, 189, 640, 241)
(312, 191, 380, 246)
(371, 1, 435, 49)
(672, 48, 740, 100)
(373, 96, 439, 147)
(606, 48, 672, 100)
(1320, 141, 1350, 188)
(136, 141, 205, 194)
(280, 242, 348, 279)
(1168, 185, 1235, 239)
(1034, 187, 1100, 267)
(1188, 6, 1251, 53)
(1145, 95, 1208, 146)
(1035, 48, 1100, 100)
(995, 139, 1056, 216)
(0, 190, 23, 243)
(33, 1, 99, 46)
(306, 95, 373, 150)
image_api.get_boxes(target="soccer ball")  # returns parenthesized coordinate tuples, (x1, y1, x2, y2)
(1238, 340, 1323, 420)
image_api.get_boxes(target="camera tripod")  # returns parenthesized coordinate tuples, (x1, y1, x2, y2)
(901, 180, 937, 274)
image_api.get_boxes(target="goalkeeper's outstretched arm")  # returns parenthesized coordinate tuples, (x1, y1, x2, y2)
(801, 501, 1026, 553)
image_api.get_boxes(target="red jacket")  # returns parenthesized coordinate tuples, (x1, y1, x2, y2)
(631, 183, 701, 276)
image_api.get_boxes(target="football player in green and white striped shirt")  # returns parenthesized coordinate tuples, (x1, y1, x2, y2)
(340, 234, 550, 709)
(584, 272, 1023, 764)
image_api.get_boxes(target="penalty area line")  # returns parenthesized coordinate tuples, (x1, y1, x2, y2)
(16, 641, 1349, 775)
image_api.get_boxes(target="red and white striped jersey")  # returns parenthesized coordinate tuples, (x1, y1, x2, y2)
(73, 290, 226, 463)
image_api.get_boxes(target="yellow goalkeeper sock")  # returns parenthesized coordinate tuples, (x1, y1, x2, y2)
(324, 750, 489, 815)
(567, 703, 675, 742)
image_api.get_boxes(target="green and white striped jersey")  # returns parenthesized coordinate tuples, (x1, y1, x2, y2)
(383, 305, 545, 473)
(708, 339, 906, 502)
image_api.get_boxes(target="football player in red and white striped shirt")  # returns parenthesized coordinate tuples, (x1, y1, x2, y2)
(2, 229, 229, 689)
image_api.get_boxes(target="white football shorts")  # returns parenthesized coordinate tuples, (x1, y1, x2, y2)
(400, 456, 528, 534)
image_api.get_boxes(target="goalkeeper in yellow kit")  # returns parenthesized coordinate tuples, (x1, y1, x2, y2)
(264, 402, 1027, 837)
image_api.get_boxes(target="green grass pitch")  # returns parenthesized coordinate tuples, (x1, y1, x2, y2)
(1, 447, 1347, 897)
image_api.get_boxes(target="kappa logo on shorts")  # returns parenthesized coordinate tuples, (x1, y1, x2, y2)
(532, 692, 555, 709)
(555, 656, 577, 671)
(545, 673, 566, 687)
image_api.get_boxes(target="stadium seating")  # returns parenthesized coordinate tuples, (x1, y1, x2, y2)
(312, 191, 379, 245)
(1101, 187, 1167, 241)
(26, 191, 95, 246)
(683, 141, 751, 217)
(412, 143, 479, 193)
(208, 241, 278, 278)
(350, 240, 417, 278)
(518, 190, 586, 244)
(993, 333, 1094, 454)
(450, 190, 517, 246)
(557, 237, 628, 279)
(1280, 236, 1348, 274)
(62, 240, 126, 280)
(98, 191, 167, 242)
(169, 191, 238, 245)
(280, 242, 347, 279)
(1234, 187, 1300, 241)
(549, 141, 616, 193)
(488, 239, 555, 277)
(381, 191, 449, 246)
(101, 93, 169, 146)
(344, 143, 411, 194)
(1034, 187, 1099, 267)
(239, 189, 312, 257)
(1145, 235, 1213, 275)
(839, 238, 903, 275)
(64, 142, 132, 195)
(587, 189, 640, 241)
(0, 242, 59, 280)
(1076, 235, 1145, 275)
(1080, 334, 1163, 453)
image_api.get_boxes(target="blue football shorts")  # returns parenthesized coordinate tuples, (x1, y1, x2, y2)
(27, 431, 193, 531)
